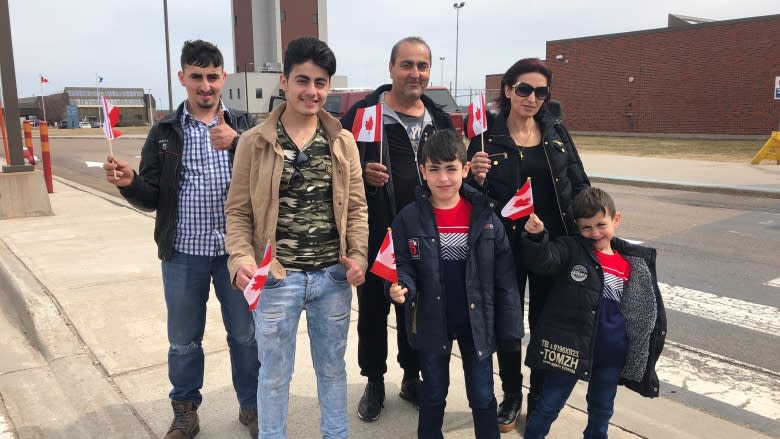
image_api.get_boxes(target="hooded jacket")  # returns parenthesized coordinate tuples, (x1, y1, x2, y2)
(118, 102, 256, 261)
(521, 231, 667, 397)
(392, 184, 524, 360)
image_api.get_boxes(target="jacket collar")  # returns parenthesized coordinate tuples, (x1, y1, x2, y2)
(257, 102, 343, 146)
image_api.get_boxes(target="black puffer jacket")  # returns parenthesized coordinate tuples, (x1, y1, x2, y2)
(521, 232, 667, 397)
(341, 84, 453, 263)
(466, 103, 590, 237)
(392, 184, 524, 360)
(119, 102, 256, 261)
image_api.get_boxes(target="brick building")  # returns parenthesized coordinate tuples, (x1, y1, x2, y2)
(485, 14, 780, 136)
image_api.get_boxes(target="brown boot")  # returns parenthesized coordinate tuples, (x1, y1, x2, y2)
(238, 407, 258, 438)
(163, 400, 200, 439)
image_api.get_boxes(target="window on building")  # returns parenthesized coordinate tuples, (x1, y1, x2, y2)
(230, 89, 233, 99)
(256, 88, 263, 99)
(312, 13, 318, 24)
(281, 10, 286, 22)
(238, 88, 241, 100)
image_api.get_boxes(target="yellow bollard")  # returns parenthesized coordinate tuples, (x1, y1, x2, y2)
(23, 120, 35, 165)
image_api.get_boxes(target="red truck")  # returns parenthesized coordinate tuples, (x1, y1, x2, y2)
(270, 86, 466, 136)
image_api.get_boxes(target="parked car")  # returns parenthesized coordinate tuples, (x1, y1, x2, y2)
(79, 121, 92, 129)
(58, 120, 68, 129)
(91, 121, 103, 129)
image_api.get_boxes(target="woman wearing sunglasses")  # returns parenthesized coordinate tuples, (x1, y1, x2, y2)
(466, 57, 590, 433)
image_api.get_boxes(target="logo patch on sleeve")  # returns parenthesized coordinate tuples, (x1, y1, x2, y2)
(570, 265, 588, 282)
(408, 238, 420, 260)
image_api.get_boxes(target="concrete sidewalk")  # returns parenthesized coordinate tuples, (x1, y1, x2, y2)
(0, 155, 778, 438)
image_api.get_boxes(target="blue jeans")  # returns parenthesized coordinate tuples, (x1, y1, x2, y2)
(524, 366, 622, 439)
(253, 264, 352, 439)
(418, 332, 499, 439)
(161, 250, 259, 408)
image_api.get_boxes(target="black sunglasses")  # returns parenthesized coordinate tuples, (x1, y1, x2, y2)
(511, 82, 550, 100)
(288, 150, 310, 189)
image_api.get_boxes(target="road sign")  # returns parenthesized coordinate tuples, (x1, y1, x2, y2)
(775, 76, 780, 100)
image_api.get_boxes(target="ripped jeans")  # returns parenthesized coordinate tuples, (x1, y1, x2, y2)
(161, 250, 259, 408)
(253, 264, 352, 439)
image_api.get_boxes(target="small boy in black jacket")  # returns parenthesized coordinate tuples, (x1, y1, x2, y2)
(521, 187, 666, 439)
(389, 129, 523, 439)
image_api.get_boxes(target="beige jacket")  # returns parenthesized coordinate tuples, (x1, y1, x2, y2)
(225, 103, 369, 282)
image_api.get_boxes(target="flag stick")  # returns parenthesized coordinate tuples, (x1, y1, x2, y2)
(480, 130, 484, 153)
(107, 138, 117, 179)
(379, 137, 383, 166)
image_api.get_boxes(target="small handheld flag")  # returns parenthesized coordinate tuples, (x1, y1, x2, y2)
(501, 178, 534, 220)
(466, 91, 487, 138)
(39, 74, 49, 85)
(243, 242, 274, 311)
(370, 228, 397, 283)
(352, 104, 383, 142)
(101, 96, 123, 140)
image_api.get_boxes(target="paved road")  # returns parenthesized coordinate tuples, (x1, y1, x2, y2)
(35, 137, 780, 436)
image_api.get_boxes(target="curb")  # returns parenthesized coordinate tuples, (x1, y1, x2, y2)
(589, 175, 780, 199)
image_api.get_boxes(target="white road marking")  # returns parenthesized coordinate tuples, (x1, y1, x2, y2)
(623, 238, 643, 244)
(764, 277, 780, 288)
(659, 282, 780, 337)
(85, 161, 104, 167)
(657, 341, 780, 421)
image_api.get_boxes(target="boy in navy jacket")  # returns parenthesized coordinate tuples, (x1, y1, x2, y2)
(521, 187, 666, 439)
(389, 129, 523, 439)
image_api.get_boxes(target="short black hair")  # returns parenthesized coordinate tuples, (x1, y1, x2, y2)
(180, 40, 223, 70)
(573, 187, 617, 219)
(421, 129, 466, 165)
(283, 37, 336, 78)
(390, 36, 431, 65)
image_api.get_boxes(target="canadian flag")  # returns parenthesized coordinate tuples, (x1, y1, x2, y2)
(370, 228, 397, 283)
(466, 91, 487, 138)
(39, 74, 49, 85)
(243, 242, 274, 311)
(501, 178, 534, 220)
(101, 96, 122, 140)
(351, 104, 382, 142)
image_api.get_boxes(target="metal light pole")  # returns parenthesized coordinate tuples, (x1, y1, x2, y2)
(439, 57, 445, 86)
(453, 2, 465, 105)
(163, 0, 173, 112)
(245, 62, 254, 113)
(147, 89, 153, 125)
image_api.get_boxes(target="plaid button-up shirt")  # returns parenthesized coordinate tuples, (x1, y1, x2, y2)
(173, 103, 233, 256)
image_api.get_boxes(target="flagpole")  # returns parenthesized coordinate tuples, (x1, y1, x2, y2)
(95, 74, 102, 125)
(39, 81, 46, 122)
(379, 103, 384, 166)
(101, 96, 117, 179)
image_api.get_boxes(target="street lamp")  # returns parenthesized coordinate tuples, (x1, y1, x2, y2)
(245, 62, 254, 113)
(453, 2, 465, 105)
(439, 57, 445, 86)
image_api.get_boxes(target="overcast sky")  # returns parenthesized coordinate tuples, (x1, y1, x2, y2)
(6, 0, 778, 109)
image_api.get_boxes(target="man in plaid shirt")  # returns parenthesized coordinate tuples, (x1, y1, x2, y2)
(104, 40, 259, 439)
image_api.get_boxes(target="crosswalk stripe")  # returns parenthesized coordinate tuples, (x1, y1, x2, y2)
(657, 341, 780, 421)
(658, 282, 780, 337)
(764, 277, 780, 288)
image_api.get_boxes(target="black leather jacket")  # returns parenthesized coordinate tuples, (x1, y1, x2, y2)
(341, 84, 453, 263)
(466, 102, 590, 238)
(119, 102, 257, 261)
(392, 184, 524, 360)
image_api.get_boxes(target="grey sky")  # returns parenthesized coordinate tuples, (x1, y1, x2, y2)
(7, 0, 778, 110)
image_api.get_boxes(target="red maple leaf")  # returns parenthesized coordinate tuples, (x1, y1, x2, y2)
(474, 106, 481, 123)
(365, 116, 374, 132)
(513, 193, 531, 207)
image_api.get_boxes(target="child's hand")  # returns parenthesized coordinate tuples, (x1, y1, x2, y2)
(389, 283, 408, 304)
(524, 213, 545, 234)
